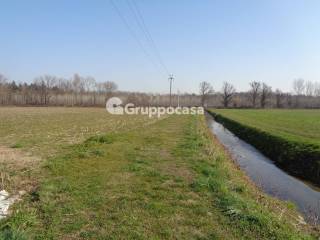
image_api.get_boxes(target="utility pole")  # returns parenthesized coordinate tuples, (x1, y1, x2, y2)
(177, 89, 180, 107)
(169, 74, 174, 106)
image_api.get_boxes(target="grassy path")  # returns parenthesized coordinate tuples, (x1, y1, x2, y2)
(1, 115, 316, 239)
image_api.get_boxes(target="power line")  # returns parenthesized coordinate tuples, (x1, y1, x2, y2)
(131, 0, 169, 75)
(109, 0, 167, 77)
(126, 0, 170, 75)
(169, 74, 174, 106)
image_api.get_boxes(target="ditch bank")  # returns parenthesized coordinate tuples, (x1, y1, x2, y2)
(207, 111, 320, 186)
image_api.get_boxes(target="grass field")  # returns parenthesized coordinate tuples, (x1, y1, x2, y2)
(208, 109, 320, 185)
(210, 109, 320, 147)
(0, 107, 155, 193)
(0, 107, 155, 157)
(0, 108, 317, 239)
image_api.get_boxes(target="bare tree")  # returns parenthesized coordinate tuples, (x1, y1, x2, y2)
(83, 77, 97, 105)
(0, 74, 8, 105)
(293, 78, 305, 107)
(72, 73, 88, 105)
(275, 89, 284, 108)
(0, 74, 7, 85)
(83, 76, 96, 93)
(221, 82, 236, 108)
(305, 81, 315, 96)
(72, 74, 86, 93)
(248, 81, 261, 108)
(199, 81, 213, 107)
(101, 81, 117, 93)
(126, 93, 139, 105)
(293, 78, 305, 95)
(97, 81, 118, 101)
(57, 78, 72, 93)
(314, 82, 320, 97)
(34, 75, 57, 105)
(285, 93, 293, 108)
(260, 83, 272, 108)
(2, 72, 320, 108)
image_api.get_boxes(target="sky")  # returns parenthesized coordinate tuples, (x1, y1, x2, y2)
(1, 0, 320, 93)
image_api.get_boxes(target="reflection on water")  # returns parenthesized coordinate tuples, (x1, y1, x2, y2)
(206, 114, 320, 222)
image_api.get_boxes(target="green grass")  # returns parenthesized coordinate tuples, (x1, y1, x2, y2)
(1, 111, 316, 239)
(210, 109, 320, 147)
(208, 109, 320, 185)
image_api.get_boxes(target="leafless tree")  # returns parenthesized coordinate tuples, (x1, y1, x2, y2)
(315, 82, 320, 97)
(83, 77, 96, 104)
(285, 93, 293, 108)
(72, 74, 85, 93)
(0, 74, 8, 91)
(221, 82, 236, 108)
(0, 74, 7, 85)
(1, 73, 320, 108)
(305, 81, 315, 96)
(97, 81, 118, 101)
(126, 93, 139, 105)
(199, 81, 213, 107)
(293, 78, 305, 107)
(275, 89, 284, 108)
(0, 74, 8, 105)
(34, 75, 57, 105)
(83, 76, 96, 93)
(100, 81, 117, 93)
(260, 83, 272, 108)
(293, 78, 305, 95)
(71, 74, 87, 105)
(249, 81, 261, 108)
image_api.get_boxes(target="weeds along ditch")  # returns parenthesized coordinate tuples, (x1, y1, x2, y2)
(208, 111, 320, 186)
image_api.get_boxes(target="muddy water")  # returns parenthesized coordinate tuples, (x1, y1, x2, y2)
(206, 114, 320, 221)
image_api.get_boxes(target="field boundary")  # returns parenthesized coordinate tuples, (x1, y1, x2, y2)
(207, 110, 320, 185)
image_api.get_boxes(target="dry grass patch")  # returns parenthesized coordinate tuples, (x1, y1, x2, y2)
(0, 107, 157, 157)
(0, 146, 40, 192)
(0, 146, 40, 171)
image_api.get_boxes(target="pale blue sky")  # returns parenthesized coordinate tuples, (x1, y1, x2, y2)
(1, 0, 320, 93)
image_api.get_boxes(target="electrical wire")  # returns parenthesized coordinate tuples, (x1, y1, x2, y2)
(126, 0, 170, 75)
(110, 0, 168, 78)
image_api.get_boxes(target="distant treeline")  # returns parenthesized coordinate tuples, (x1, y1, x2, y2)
(0, 73, 319, 108)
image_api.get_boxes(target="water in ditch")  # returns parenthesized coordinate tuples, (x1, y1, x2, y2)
(206, 113, 320, 222)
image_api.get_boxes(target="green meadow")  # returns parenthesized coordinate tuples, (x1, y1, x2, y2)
(211, 109, 320, 147)
(208, 109, 320, 185)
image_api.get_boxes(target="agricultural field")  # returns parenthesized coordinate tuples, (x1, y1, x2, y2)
(208, 109, 320, 185)
(0, 107, 155, 194)
(0, 108, 317, 239)
(210, 109, 320, 147)
(0, 107, 155, 157)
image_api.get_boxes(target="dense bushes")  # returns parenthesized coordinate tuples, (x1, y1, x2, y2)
(208, 111, 320, 185)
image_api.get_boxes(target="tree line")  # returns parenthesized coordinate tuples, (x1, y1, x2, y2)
(199, 79, 320, 108)
(0, 73, 117, 106)
(0, 73, 319, 108)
